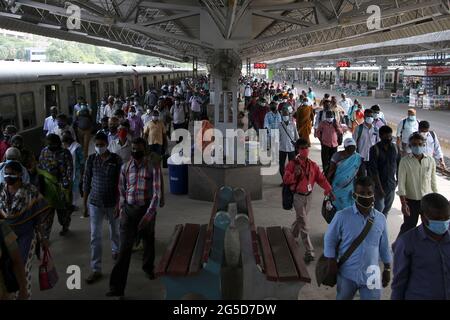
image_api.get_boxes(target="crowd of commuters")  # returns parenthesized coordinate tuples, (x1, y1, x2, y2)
(0, 75, 448, 301)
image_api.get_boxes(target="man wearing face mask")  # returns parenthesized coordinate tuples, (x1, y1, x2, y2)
(370, 105, 386, 130)
(368, 126, 398, 217)
(324, 176, 391, 300)
(418, 120, 446, 170)
(108, 124, 132, 163)
(38, 134, 73, 237)
(397, 132, 437, 236)
(43, 106, 58, 136)
(396, 109, 419, 157)
(170, 96, 189, 131)
(107, 137, 164, 297)
(108, 117, 120, 145)
(353, 109, 379, 175)
(391, 193, 450, 300)
(264, 102, 282, 150)
(127, 106, 144, 139)
(278, 107, 299, 184)
(83, 132, 122, 284)
(0, 125, 18, 162)
(141, 106, 153, 126)
(316, 111, 343, 175)
(284, 138, 334, 263)
(143, 110, 167, 157)
(52, 114, 76, 141)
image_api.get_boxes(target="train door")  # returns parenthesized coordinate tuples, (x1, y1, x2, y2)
(153, 75, 157, 88)
(143, 77, 148, 92)
(118, 78, 124, 97)
(357, 72, 361, 87)
(393, 70, 399, 92)
(45, 84, 60, 116)
(90, 80, 99, 120)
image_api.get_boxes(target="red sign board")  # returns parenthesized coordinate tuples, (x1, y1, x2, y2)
(337, 61, 351, 68)
(426, 66, 450, 76)
(254, 63, 267, 69)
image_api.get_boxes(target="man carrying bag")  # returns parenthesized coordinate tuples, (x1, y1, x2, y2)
(317, 176, 392, 300)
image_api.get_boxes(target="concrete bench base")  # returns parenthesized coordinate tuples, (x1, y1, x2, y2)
(188, 165, 262, 201)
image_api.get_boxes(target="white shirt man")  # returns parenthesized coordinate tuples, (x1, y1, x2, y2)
(43, 114, 58, 136)
(108, 138, 131, 163)
(339, 95, 353, 115)
(103, 103, 115, 118)
(170, 101, 187, 125)
(244, 85, 253, 98)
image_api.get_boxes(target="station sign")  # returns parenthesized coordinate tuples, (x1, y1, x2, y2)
(337, 61, 351, 68)
(254, 63, 267, 69)
(426, 66, 450, 76)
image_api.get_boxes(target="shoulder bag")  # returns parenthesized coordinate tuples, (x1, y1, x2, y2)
(315, 217, 374, 287)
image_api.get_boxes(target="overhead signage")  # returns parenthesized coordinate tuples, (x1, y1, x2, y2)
(254, 63, 267, 69)
(337, 61, 351, 68)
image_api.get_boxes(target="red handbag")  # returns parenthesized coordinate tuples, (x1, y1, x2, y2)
(39, 248, 58, 291)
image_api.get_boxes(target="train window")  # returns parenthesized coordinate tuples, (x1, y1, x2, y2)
(109, 81, 115, 95)
(372, 73, 379, 83)
(385, 73, 393, 83)
(20, 92, 36, 129)
(0, 94, 18, 127)
(351, 73, 357, 81)
(104, 82, 109, 97)
(361, 73, 368, 82)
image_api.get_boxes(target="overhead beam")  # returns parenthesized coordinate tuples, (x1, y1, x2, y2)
(141, 11, 199, 26)
(252, 10, 315, 28)
(224, 0, 238, 39)
(242, 0, 445, 49)
(139, 1, 201, 13)
(249, 2, 316, 11)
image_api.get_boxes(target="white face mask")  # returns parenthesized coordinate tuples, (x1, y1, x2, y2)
(146, 109, 151, 114)
(282, 116, 290, 122)
(95, 146, 107, 155)
(326, 118, 334, 123)
(152, 116, 159, 121)
(365, 117, 374, 124)
(129, 112, 135, 117)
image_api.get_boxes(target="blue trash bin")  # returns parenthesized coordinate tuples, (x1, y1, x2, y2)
(168, 156, 188, 195)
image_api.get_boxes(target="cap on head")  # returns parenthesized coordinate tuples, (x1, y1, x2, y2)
(344, 138, 356, 148)
(5, 147, 21, 160)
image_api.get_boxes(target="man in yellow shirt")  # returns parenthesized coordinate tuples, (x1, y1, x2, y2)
(143, 110, 167, 157)
(397, 132, 437, 236)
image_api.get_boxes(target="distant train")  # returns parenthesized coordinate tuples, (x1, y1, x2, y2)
(285, 66, 405, 91)
(0, 61, 203, 146)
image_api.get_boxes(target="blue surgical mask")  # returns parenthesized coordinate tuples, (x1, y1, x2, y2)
(365, 117, 374, 124)
(95, 146, 108, 155)
(426, 219, 450, 235)
(408, 115, 416, 121)
(411, 145, 425, 155)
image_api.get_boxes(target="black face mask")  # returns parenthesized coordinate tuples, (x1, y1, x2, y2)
(48, 145, 60, 152)
(109, 126, 118, 134)
(353, 193, 375, 209)
(4, 175, 19, 185)
(131, 151, 144, 160)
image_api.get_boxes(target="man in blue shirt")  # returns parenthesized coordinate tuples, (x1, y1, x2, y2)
(324, 176, 392, 300)
(391, 193, 450, 300)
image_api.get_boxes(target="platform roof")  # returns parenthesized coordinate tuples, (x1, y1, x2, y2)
(0, 0, 449, 64)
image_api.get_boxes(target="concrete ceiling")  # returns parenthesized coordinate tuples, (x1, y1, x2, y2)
(0, 0, 449, 64)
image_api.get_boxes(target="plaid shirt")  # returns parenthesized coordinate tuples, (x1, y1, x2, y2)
(38, 147, 73, 189)
(119, 157, 161, 216)
(83, 151, 122, 208)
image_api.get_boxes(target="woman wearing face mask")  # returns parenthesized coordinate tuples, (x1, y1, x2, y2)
(316, 111, 343, 175)
(283, 139, 335, 263)
(0, 161, 51, 299)
(327, 138, 363, 211)
(37, 134, 74, 237)
(278, 107, 299, 184)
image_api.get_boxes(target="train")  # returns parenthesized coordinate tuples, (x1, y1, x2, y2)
(284, 66, 405, 91)
(0, 60, 203, 148)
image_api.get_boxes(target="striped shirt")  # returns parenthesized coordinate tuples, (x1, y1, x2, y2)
(119, 157, 161, 216)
